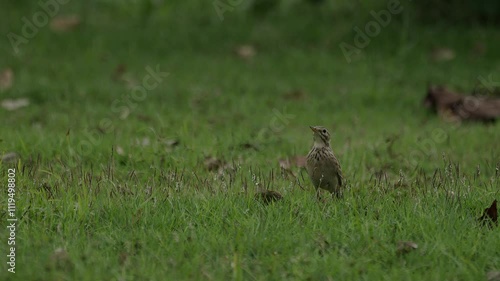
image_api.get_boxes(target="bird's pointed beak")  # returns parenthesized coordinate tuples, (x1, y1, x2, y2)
(309, 126, 317, 132)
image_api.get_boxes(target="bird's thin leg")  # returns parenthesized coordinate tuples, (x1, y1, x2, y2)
(331, 190, 342, 199)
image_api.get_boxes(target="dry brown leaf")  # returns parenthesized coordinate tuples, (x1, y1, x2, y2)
(283, 90, 306, 101)
(430, 47, 455, 62)
(239, 142, 259, 151)
(1, 98, 29, 111)
(235, 45, 256, 60)
(424, 85, 463, 112)
(478, 199, 498, 227)
(112, 64, 127, 81)
(254, 190, 283, 205)
(438, 108, 462, 124)
(1, 152, 19, 163)
(487, 271, 500, 281)
(50, 15, 81, 32)
(111, 64, 138, 89)
(396, 241, 418, 255)
(453, 96, 500, 122)
(0, 68, 13, 91)
(204, 156, 225, 172)
(424, 85, 500, 123)
(136, 114, 151, 122)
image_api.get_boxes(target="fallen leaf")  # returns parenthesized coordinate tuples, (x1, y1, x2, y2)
(111, 64, 138, 89)
(238, 142, 259, 151)
(283, 90, 306, 100)
(204, 156, 225, 172)
(430, 47, 455, 62)
(136, 114, 151, 122)
(235, 45, 256, 60)
(396, 241, 418, 255)
(487, 271, 500, 281)
(455, 96, 500, 122)
(50, 15, 81, 32)
(1, 98, 29, 111)
(478, 199, 498, 227)
(1, 152, 19, 163)
(439, 108, 463, 124)
(112, 64, 127, 81)
(424, 85, 500, 123)
(424, 85, 462, 112)
(0, 68, 13, 91)
(254, 190, 283, 205)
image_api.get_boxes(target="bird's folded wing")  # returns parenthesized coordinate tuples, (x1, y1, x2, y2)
(325, 157, 343, 187)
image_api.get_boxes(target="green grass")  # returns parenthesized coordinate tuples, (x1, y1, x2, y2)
(1, 1, 499, 280)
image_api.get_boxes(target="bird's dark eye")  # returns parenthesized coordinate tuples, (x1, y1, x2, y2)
(322, 129, 327, 133)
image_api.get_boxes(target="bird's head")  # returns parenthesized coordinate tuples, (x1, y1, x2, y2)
(310, 126, 331, 147)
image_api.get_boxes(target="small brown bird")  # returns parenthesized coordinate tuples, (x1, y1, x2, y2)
(306, 126, 343, 198)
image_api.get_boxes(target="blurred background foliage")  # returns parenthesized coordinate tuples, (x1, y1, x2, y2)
(6, 0, 500, 26)
(103, 0, 500, 25)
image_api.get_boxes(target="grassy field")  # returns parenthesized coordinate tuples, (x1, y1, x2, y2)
(1, 1, 499, 280)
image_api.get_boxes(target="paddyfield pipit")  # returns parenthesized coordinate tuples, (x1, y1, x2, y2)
(306, 126, 343, 198)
